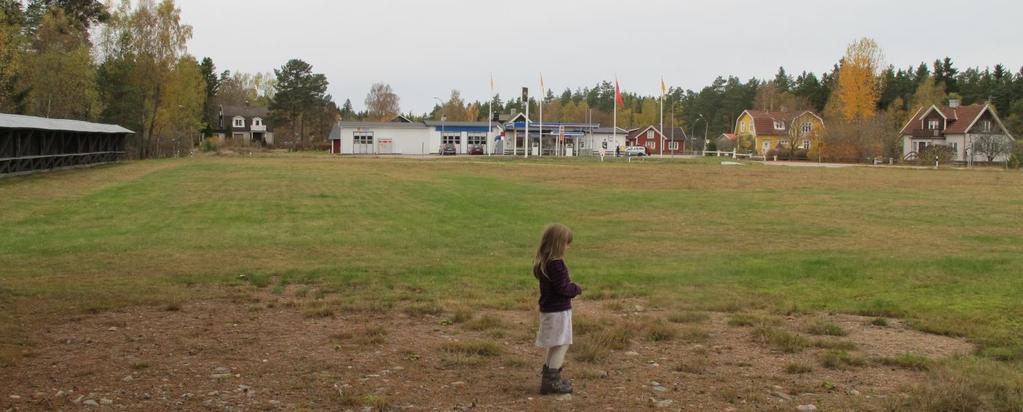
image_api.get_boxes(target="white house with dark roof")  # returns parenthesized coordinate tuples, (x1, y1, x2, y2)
(899, 100, 1015, 163)
(211, 105, 274, 145)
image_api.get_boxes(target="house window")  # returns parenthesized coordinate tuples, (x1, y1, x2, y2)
(762, 141, 771, 153)
(647, 130, 655, 140)
(774, 121, 785, 130)
(669, 141, 679, 150)
(645, 141, 656, 150)
(233, 117, 245, 128)
(801, 140, 811, 150)
(442, 133, 461, 145)
(916, 141, 929, 153)
(354, 132, 374, 145)
(928, 120, 940, 130)
(253, 118, 263, 127)
(949, 142, 958, 155)
(801, 122, 812, 135)
(981, 120, 992, 132)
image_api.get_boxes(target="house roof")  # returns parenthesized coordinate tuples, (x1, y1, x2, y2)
(744, 110, 798, 136)
(741, 110, 823, 136)
(221, 105, 269, 118)
(720, 133, 737, 141)
(627, 125, 663, 140)
(898, 104, 995, 136)
(339, 121, 428, 129)
(0, 113, 133, 134)
(424, 121, 500, 129)
(591, 127, 628, 134)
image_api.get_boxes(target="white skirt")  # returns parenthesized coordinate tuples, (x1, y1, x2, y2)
(535, 309, 573, 348)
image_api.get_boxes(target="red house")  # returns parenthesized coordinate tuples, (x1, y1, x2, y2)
(627, 126, 687, 155)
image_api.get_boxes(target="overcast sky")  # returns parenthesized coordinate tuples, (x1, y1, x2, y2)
(176, 0, 1023, 114)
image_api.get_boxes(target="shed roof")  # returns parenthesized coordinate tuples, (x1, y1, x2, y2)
(0, 113, 134, 134)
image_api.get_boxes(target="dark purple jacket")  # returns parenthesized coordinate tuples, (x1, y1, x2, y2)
(536, 259, 582, 313)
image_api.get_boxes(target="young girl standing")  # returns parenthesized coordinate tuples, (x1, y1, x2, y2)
(533, 223, 583, 395)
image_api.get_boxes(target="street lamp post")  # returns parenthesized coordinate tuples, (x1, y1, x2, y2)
(433, 97, 447, 154)
(702, 114, 709, 156)
(670, 101, 678, 158)
(692, 114, 707, 156)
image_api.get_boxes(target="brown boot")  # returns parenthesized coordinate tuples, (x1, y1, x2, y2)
(540, 365, 573, 395)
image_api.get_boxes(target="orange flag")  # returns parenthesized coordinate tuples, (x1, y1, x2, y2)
(615, 79, 625, 107)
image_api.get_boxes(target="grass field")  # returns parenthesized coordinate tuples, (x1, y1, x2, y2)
(2, 154, 1022, 407)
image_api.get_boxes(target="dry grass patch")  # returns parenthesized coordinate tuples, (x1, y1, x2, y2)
(871, 317, 890, 327)
(572, 340, 611, 364)
(439, 340, 502, 357)
(343, 326, 386, 345)
(573, 316, 611, 336)
(592, 324, 633, 350)
(727, 313, 781, 328)
(812, 339, 857, 351)
(805, 320, 848, 336)
(641, 320, 677, 342)
(673, 357, 709, 374)
(678, 327, 711, 344)
(819, 350, 867, 370)
(447, 309, 472, 324)
(888, 357, 1023, 412)
(784, 362, 814, 374)
(439, 340, 502, 368)
(875, 353, 933, 371)
(302, 305, 334, 319)
(667, 311, 710, 324)
(751, 326, 809, 353)
(463, 314, 505, 331)
(402, 302, 444, 317)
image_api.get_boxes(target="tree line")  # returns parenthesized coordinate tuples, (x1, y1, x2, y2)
(0, 0, 340, 157)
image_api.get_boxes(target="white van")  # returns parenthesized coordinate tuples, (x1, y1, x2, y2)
(625, 146, 648, 157)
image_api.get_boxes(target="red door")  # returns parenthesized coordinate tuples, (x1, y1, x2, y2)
(332, 140, 341, 154)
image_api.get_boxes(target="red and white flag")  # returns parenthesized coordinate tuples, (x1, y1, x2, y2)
(615, 79, 625, 107)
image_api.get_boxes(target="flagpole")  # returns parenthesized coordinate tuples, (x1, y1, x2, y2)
(539, 74, 544, 158)
(524, 90, 529, 159)
(613, 77, 619, 157)
(488, 74, 493, 156)
(659, 78, 664, 157)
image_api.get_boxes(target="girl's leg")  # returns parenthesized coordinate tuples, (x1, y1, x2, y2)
(545, 344, 570, 369)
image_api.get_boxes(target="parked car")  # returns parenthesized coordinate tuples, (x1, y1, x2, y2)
(469, 145, 485, 155)
(440, 144, 457, 156)
(625, 146, 648, 157)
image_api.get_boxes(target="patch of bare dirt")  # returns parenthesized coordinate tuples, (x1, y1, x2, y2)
(0, 293, 973, 411)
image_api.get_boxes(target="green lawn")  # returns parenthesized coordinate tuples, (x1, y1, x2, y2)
(2, 155, 1022, 366)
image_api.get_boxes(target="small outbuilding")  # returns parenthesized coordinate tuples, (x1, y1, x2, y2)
(0, 113, 133, 176)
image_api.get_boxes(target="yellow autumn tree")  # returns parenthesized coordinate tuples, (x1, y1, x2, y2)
(829, 38, 884, 121)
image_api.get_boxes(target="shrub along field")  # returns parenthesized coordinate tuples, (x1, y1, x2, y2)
(1, 154, 1022, 409)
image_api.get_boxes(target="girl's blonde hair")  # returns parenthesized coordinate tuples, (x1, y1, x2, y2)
(533, 223, 573, 280)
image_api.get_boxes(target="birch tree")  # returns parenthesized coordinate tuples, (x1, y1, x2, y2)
(99, 0, 192, 158)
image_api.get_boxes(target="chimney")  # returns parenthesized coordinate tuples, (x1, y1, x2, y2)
(948, 99, 961, 108)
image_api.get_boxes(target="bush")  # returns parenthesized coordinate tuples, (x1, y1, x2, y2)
(200, 136, 223, 152)
(1010, 144, 1023, 169)
(917, 145, 956, 166)
(767, 147, 809, 161)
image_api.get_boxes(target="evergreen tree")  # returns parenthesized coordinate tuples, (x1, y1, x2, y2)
(773, 67, 792, 93)
(270, 59, 330, 148)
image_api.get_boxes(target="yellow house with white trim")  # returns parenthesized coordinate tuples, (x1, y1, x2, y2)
(735, 110, 825, 155)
